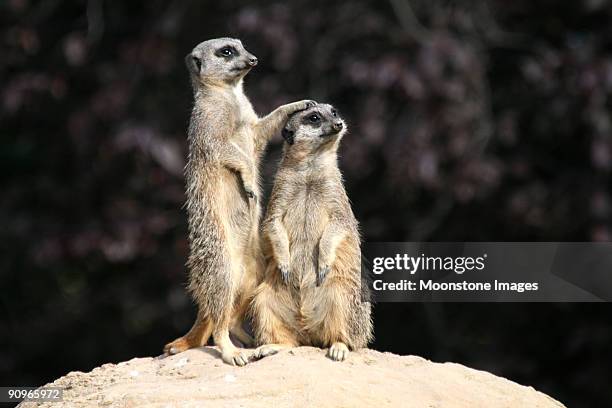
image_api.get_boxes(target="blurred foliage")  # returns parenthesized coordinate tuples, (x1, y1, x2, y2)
(1, 1, 611, 407)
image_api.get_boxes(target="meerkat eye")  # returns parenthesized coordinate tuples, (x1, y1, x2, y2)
(331, 109, 337, 117)
(217, 46, 235, 57)
(308, 114, 320, 123)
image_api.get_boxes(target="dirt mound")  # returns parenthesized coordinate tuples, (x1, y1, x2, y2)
(20, 346, 565, 407)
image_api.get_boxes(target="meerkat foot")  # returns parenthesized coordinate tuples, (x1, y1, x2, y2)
(253, 344, 288, 360)
(163, 337, 192, 355)
(221, 347, 250, 366)
(327, 342, 349, 362)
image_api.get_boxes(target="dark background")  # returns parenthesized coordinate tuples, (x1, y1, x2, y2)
(2, 0, 612, 406)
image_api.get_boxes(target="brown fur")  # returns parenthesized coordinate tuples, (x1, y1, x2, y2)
(163, 38, 314, 366)
(251, 104, 373, 362)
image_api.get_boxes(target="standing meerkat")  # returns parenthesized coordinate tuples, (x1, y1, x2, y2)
(251, 103, 373, 361)
(163, 38, 314, 366)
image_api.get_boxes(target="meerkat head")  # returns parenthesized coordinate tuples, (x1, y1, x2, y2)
(281, 103, 346, 154)
(186, 38, 258, 86)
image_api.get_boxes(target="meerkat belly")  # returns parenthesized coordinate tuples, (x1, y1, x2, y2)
(220, 169, 249, 219)
(218, 127, 260, 258)
(284, 185, 328, 287)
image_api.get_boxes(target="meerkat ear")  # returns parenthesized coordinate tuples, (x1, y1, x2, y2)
(185, 53, 201, 74)
(282, 128, 295, 145)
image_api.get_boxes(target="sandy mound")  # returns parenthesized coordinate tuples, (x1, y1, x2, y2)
(20, 347, 565, 407)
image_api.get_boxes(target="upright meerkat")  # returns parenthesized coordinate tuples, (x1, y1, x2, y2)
(163, 38, 314, 366)
(251, 104, 373, 361)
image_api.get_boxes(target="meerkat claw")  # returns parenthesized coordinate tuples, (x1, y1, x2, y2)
(223, 350, 249, 367)
(234, 353, 249, 367)
(294, 100, 317, 112)
(317, 265, 330, 286)
(244, 189, 257, 202)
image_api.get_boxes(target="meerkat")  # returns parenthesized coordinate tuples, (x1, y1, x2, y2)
(251, 103, 373, 362)
(163, 37, 314, 366)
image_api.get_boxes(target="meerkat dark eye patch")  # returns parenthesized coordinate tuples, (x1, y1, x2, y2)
(301, 114, 322, 128)
(216, 46, 237, 58)
(331, 109, 338, 117)
(306, 113, 321, 124)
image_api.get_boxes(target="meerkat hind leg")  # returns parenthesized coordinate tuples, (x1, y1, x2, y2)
(163, 312, 212, 355)
(231, 321, 254, 347)
(213, 307, 250, 366)
(304, 278, 353, 362)
(229, 283, 257, 348)
(251, 282, 299, 360)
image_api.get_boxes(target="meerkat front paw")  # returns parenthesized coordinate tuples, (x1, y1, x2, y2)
(327, 342, 349, 362)
(287, 100, 316, 113)
(317, 264, 331, 286)
(300, 100, 317, 110)
(243, 186, 258, 203)
(278, 263, 290, 284)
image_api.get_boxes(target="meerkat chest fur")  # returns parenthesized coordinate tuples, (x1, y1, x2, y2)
(192, 82, 260, 180)
(278, 159, 345, 274)
(285, 174, 332, 235)
(230, 82, 258, 149)
(229, 85, 260, 174)
(226, 83, 258, 149)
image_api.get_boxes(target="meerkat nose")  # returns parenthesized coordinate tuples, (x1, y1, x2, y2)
(333, 122, 343, 131)
(248, 57, 258, 66)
